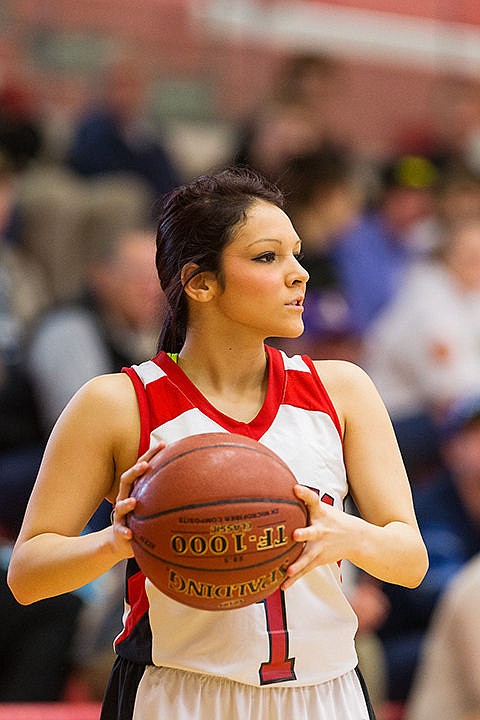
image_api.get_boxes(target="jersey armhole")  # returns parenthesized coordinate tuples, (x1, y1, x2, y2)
(301, 355, 343, 441)
(122, 366, 151, 457)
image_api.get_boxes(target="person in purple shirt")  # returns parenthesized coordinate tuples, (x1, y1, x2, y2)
(331, 155, 439, 335)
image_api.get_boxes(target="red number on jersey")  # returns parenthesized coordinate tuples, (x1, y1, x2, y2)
(258, 488, 335, 684)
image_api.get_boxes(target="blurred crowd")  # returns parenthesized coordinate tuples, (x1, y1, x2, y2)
(2, 48, 480, 719)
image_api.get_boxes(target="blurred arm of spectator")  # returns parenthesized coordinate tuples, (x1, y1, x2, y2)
(66, 56, 180, 197)
(27, 228, 164, 434)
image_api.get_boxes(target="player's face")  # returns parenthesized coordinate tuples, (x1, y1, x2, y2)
(215, 200, 309, 339)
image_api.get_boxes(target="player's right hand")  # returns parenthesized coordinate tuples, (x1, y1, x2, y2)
(111, 442, 166, 557)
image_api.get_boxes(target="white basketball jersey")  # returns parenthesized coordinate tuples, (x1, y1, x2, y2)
(115, 345, 358, 687)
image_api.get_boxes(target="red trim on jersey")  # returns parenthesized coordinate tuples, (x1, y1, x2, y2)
(144, 358, 200, 429)
(301, 355, 343, 440)
(150, 346, 286, 441)
(114, 570, 149, 646)
(122, 366, 151, 456)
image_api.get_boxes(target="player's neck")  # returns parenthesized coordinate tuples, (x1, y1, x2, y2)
(178, 336, 268, 397)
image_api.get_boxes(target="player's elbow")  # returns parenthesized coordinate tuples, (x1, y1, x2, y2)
(7, 574, 29, 605)
(403, 544, 429, 588)
(7, 560, 38, 605)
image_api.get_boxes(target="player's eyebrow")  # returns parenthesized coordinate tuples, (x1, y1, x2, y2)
(246, 238, 282, 248)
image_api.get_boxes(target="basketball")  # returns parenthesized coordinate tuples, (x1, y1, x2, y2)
(126, 432, 307, 611)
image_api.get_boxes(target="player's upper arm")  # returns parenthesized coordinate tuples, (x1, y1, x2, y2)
(315, 359, 417, 529)
(17, 372, 140, 542)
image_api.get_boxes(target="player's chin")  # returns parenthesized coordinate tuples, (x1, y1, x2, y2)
(278, 321, 305, 339)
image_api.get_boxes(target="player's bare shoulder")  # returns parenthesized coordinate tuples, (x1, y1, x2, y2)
(313, 358, 373, 389)
(56, 372, 141, 476)
(313, 359, 382, 428)
(68, 372, 137, 423)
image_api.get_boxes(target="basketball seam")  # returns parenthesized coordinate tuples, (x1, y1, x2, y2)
(139, 442, 295, 479)
(130, 496, 307, 521)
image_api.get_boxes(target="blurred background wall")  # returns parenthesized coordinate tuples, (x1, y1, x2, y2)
(3, 0, 480, 178)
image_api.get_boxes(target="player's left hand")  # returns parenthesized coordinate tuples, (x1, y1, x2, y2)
(281, 484, 353, 590)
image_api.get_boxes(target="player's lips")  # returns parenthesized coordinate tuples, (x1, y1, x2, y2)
(285, 296, 304, 308)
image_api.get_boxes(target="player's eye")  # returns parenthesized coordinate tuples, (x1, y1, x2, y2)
(294, 251, 305, 262)
(253, 251, 277, 263)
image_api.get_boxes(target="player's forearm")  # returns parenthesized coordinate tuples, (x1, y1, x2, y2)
(346, 515, 428, 588)
(7, 527, 126, 604)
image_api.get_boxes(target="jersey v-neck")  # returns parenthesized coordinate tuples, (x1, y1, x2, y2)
(155, 344, 285, 440)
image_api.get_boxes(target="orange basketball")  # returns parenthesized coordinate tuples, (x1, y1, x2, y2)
(127, 432, 307, 611)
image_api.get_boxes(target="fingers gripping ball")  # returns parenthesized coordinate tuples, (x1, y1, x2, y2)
(127, 432, 307, 611)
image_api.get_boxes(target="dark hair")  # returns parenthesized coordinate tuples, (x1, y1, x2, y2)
(155, 166, 284, 353)
(281, 147, 353, 215)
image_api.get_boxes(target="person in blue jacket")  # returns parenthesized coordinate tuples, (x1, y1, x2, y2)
(67, 58, 180, 199)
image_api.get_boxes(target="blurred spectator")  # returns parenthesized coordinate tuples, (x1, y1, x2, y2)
(17, 166, 153, 303)
(360, 205, 480, 482)
(407, 169, 480, 256)
(436, 169, 480, 226)
(433, 76, 480, 179)
(0, 56, 155, 304)
(378, 395, 480, 707)
(363, 216, 480, 429)
(0, 152, 83, 703)
(0, 155, 51, 538)
(331, 154, 439, 336)
(233, 95, 323, 182)
(277, 147, 364, 359)
(0, 74, 45, 246)
(0, 79, 43, 173)
(66, 56, 181, 199)
(28, 227, 163, 434)
(233, 51, 346, 181)
(406, 553, 480, 720)
(274, 52, 343, 126)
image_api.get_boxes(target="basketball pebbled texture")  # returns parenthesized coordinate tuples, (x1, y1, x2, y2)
(126, 432, 307, 611)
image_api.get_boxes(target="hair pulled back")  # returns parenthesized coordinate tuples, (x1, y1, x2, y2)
(155, 166, 284, 353)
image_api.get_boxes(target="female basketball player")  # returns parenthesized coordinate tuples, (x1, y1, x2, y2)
(8, 167, 428, 720)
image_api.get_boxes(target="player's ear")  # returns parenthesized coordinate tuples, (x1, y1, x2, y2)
(181, 262, 217, 302)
